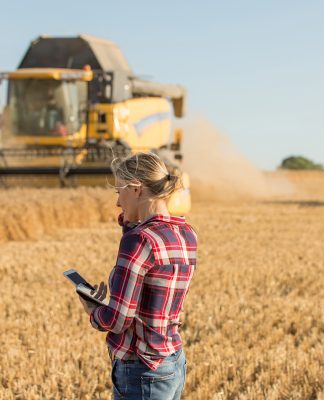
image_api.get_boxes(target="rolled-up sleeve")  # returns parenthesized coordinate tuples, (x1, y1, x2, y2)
(90, 232, 152, 334)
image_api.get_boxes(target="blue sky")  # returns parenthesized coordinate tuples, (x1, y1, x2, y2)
(1, 0, 323, 170)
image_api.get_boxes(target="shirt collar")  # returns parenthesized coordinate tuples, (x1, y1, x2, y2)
(139, 214, 186, 227)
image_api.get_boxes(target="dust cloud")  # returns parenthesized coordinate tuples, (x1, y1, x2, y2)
(181, 116, 295, 201)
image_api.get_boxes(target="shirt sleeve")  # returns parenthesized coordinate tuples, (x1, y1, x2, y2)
(90, 232, 152, 334)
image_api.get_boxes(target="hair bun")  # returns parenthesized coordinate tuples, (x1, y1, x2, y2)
(112, 152, 182, 199)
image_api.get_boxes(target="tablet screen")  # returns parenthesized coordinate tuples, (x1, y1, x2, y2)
(65, 271, 95, 290)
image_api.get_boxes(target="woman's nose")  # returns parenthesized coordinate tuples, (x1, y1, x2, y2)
(116, 197, 121, 208)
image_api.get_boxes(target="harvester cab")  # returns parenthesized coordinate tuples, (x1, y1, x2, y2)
(0, 34, 190, 214)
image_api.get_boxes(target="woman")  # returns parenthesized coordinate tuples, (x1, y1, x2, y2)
(79, 152, 197, 399)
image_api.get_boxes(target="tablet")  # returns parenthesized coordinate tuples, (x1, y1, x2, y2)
(76, 284, 109, 306)
(63, 269, 108, 306)
(63, 269, 95, 291)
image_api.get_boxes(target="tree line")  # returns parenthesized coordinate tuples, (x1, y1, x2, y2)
(280, 156, 323, 170)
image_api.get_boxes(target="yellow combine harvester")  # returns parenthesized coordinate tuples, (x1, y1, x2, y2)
(0, 34, 190, 213)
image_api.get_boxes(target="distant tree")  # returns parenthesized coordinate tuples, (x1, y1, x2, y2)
(280, 156, 324, 170)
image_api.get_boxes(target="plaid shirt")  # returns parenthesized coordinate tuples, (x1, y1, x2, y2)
(90, 214, 197, 370)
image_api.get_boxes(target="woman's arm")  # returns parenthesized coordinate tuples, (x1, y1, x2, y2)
(89, 232, 153, 334)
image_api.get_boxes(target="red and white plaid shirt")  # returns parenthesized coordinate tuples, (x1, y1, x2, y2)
(90, 214, 197, 370)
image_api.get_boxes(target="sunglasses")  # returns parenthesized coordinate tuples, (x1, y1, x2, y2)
(106, 179, 142, 190)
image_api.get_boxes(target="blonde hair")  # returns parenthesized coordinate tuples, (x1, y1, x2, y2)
(111, 152, 182, 199)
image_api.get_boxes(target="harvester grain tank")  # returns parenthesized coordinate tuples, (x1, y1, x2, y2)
(0, 35, 190, 213)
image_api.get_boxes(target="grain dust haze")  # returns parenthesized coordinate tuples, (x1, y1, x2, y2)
(181, 116, 294, 200)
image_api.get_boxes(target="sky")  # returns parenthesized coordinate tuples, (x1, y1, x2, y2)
(1, 0, 323, 170)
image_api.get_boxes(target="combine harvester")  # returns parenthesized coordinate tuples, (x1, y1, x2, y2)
(0, 35, 190, 213)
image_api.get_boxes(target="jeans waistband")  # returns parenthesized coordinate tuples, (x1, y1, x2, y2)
(109, 347, 183, 364)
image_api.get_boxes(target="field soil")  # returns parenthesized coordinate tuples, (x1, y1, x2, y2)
(0, 171, 323, 399)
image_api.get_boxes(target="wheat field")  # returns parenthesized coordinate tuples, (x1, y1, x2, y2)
(0, 171, 323, 399)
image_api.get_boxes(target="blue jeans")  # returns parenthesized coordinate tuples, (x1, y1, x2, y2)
(111, 348, 187, 399)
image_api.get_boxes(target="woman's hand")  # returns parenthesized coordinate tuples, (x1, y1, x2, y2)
(78, 281, 108, 315)
(79, 296, 97, 315)
(91, 281, 108, 301)
(118, 212, 125, 227)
